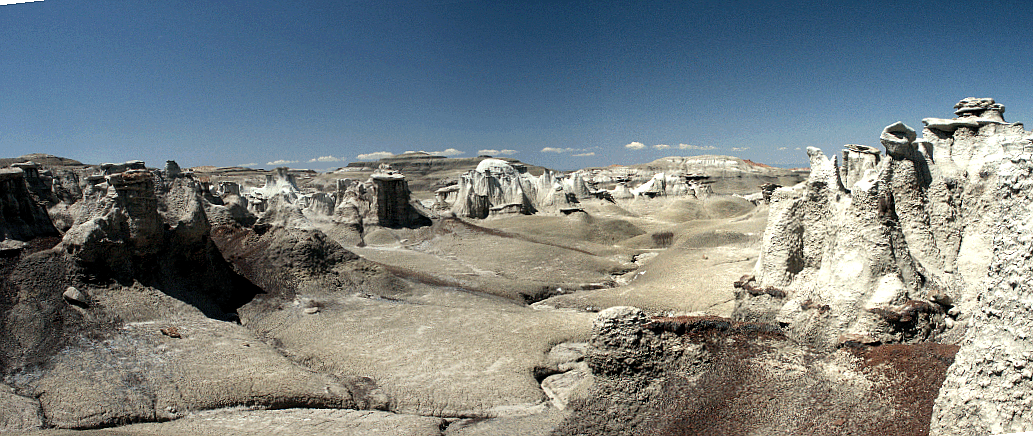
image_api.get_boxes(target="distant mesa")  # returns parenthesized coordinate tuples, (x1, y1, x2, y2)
(581, 155, 807, 195)
(0, 153, 83, 168)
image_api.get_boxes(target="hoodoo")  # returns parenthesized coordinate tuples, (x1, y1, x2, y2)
(733, 98, 1033, 434)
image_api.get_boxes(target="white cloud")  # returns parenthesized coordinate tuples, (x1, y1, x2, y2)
(237, 162, 257, 167)
(625, 142, 646, 150)
(309, 155, 342, 163)
(777, 147, 787, 151)
(542, 147, 598, 155)
(428, 148, 464, 157)
(653, 144, 670, 150)
(404, 148, 465, 157)
(478, 149, 518, 156)
(730, 147, 750, 152)
(356, 151, 395, 160)
(678, 143, 716, 151)
(266, 159, 298, 166)
(795, 147, 802, 150)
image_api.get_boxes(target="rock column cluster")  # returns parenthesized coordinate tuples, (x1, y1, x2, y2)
(735, 98, 1033, 434)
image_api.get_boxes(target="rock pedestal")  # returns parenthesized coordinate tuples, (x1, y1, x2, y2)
(371, 171, 415, 228)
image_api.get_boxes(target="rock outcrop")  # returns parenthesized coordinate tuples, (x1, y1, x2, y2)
(736, 99, 1033, 352)
(624, 172, 713, 199)
(840, 144, 881, 191)
(342, 152, 549, 192)
(929, 154, 1033, 435)
(369, 167, 431, 228)
(236, 166, 431, 246)
(554, 307, 956, 436)
(0, 166, 60, 246)
(732, 98, 1033, 434)
(444, 159, 687, 218)
(0, 384, 42, 431)
(1, 160, 392, 429)
(451, 158, 556, 218)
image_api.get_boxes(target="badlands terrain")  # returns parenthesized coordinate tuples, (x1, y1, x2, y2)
(1, 98, 1032, 435)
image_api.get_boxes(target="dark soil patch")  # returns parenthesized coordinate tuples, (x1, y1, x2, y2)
(559, 314, 961, 436)
(843, 342, 959, 436)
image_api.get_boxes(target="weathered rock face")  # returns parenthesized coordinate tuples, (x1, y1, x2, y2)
(369, 169, 431, 228)
(0, 157, 94, 233)
(53, 164, 261, 316)
(202, 180, 256, 227)
(61, 169, 166, 265)
(840, 144, 881, 191)
(0, 383, 42, 431)
(342, 152, 549, 192)
(554, 307, 957, 436)
(929, 154, 1033, 436)
(451, 159, 539, 218)
(737, 99, 1033, 353)
(0, 167, 59, 245)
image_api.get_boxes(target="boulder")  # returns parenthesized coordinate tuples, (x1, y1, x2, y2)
(62, 286, 88, 306)
(880, 121, 918, 159)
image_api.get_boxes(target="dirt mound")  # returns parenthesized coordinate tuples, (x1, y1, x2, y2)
(702, 196, 755, 219)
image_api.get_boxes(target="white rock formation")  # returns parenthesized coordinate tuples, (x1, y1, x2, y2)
(840, 144, 881, 192)
(929, 157, 1033, 435)
(630, 172, 666, 198)
(451, 159, 579, 218)
(610, 182, 634, 199)
(733, 98, 1033, 434)
(232, 165, 430, 247)
(738, 98, 1032, 351)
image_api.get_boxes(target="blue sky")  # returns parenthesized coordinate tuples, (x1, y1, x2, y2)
(3, 0, 1033, 171)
